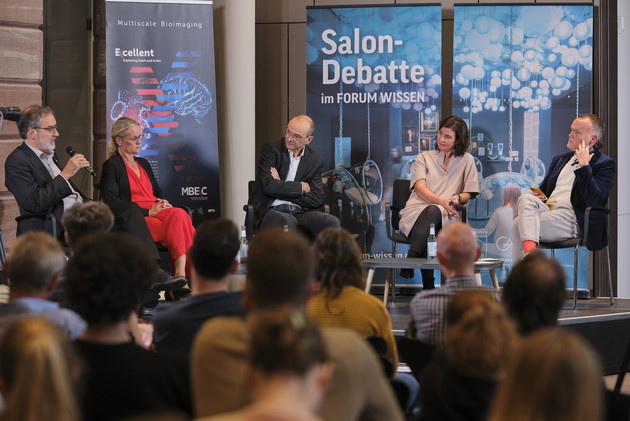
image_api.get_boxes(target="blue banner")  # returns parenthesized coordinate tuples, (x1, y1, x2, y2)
(453, 5, 594, 288)
(307, 5, 442, 266)
(106, 0, 220, 224)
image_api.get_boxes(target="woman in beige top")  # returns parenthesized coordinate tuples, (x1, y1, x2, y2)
(398, 116, 479, 289)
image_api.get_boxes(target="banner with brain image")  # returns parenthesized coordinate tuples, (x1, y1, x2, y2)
(106, 0, 220, 223)
(453, 4, 593, 289)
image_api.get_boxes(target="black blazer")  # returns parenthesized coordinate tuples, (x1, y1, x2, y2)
(5, 142, 88, 237)
(248, 138, 325, 228)
(99, 153, 162, 260)
(538, 150, 615, 251)
(100, 153, 164, 218)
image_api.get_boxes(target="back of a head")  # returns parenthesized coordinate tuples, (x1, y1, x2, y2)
(487, 328, 603, 421)
(6, 232, 65, 295)
(64, 232, 156, 327)
(437, 222, 479, 271)
(0, 317, 80, 421)
(446, 290, 519, 379)
(246, 228, 314, 309)
(61, 202, 115, 249)
(503, 251, 566, 335)
(313, 228, 365, 299)
(247, 307, 328, 377)
(190, 218, 239, 280)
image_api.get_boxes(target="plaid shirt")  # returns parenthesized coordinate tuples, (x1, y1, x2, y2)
(409, 276, 500, 346)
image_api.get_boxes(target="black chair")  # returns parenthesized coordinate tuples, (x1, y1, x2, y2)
(397, 336, 436, 383)
(538, 206, 614, 310)
(243, 180, 331, 240)
(15, 212, 59, 240)
(243, 180, 255, 239)
(384, 179, 466, 301)
(0, 226, 7, 285)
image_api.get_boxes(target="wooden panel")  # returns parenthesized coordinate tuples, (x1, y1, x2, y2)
(255, 23, 288, 155)
(0, 194, 19, 248)
(0, 0, 43, 26)
(94, 88, 107, 135)
(0, 27, 43, 82)
(256, 0, 311, 23)
(288, 23, 306, 119)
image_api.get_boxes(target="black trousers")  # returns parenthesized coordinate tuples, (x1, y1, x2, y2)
(406, 205, 442, 289)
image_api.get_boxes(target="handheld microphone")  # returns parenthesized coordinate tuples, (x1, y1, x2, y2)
(571, 141, 603, 166)
(66, 146, 96, 177)
(0, 107, 21, 122)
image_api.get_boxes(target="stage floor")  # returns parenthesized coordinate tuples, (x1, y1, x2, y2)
(386, 293, 630, 376)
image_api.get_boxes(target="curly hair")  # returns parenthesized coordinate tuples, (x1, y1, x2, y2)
(247, 307, 328, 377)
(446, 290, 519, 379)
(106, 117, 139, 158)
(61, 202, 115, 249)
(313, 228, 365, 303)
(64, 232, 156, 326)
(0, 317, 80, 421)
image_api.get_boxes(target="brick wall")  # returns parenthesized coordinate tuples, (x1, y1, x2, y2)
(0, 0, 44, 248)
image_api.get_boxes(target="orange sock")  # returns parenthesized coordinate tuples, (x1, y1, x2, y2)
(522, 240, 537, 253)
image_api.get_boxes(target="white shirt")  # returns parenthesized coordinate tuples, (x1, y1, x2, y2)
(271, 149, 303, 208)
(546, 159, 577, 211)
(25, 142, 83, 211)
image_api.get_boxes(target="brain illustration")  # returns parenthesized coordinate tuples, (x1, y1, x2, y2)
(160, 73, 213, 123)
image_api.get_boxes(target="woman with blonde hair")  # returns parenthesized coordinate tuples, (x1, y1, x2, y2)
(307, 227, 398, 370)
(487, 328, 603, 421)
(419, 290, 519, 421)
(0, 317, 81, 421)
(101, 117, 195, 280)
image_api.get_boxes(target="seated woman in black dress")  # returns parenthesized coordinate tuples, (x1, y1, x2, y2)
(101, 117, 195, 279)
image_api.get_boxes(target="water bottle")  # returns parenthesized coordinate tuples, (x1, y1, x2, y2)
(239, 225, 248, 261)
(427, 224, 437, 259)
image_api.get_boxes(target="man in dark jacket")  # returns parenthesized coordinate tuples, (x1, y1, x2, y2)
(248, 114, 339, 238)
(512, 113, 615, 261)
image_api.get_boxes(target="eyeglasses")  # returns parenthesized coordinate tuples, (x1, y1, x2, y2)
(286, 127, 308, 141)
(34, 125, 58, 133)
(119, 134, 145, 143)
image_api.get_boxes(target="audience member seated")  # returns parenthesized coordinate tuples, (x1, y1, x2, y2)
(60, 202, 162, 336)
(419, 290, 519, 421)
(0, 317, 81, 421)
(153, 218, 245, 355)
(62, 201, 115, 250)
(191, 227, 404, 421)
(501, 251, 566, 336)
(0, 232, 85, 339)
(487, 328, 603, 421)
(101, 117, 195, 280)
(407, 222, 499, 346)
(64, 232, 192, 421)
(307, 227, 398, 369)
(198, 308, 333, 421)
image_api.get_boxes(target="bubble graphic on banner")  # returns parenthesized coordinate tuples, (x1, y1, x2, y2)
(160, 73, 213, 124)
